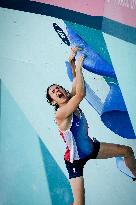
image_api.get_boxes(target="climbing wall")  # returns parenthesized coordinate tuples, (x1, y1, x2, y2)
(0, 1, 136, 205)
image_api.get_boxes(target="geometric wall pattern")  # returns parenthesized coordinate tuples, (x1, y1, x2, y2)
(0, 82, 72, 205)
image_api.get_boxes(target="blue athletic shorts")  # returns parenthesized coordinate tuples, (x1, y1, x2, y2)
(65, 139, 100, 179)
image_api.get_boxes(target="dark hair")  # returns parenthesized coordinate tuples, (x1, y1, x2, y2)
(46, 84, 70, 111)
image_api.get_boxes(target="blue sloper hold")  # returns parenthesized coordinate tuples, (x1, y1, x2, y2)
(66, 61, 136, 139)
(66, 26, 116, 78)
(101, 83, 136, 139)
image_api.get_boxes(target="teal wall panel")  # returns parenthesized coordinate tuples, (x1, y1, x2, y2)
(39, 138, 73, 205)
(0, 82, 51, 205)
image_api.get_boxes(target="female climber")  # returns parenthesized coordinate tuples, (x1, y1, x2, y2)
(46, 47, 136, 205)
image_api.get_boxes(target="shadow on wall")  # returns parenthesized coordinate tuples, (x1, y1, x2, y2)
(38, 137, 73, 205)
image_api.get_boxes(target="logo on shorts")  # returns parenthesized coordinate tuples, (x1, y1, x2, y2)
(73, 168, 76, 173)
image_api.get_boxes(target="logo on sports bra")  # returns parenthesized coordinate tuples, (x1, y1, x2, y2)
(76, 122, 80, 127)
